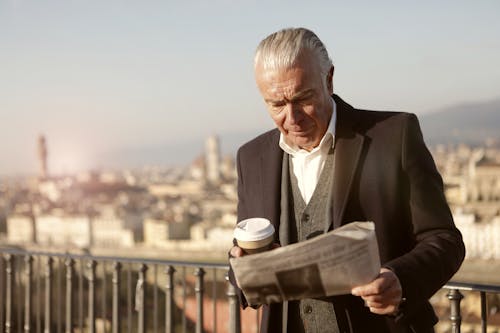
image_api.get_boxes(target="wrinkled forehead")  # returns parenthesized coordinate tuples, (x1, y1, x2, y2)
(255, 61, 323, 103)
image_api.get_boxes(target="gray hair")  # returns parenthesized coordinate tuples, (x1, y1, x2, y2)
(254, 27, 333, 75)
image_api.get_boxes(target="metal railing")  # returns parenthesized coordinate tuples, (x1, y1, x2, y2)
(0, 248, 245, 333)
(443, 281, 500, 333)
(0, 247, 499, 333)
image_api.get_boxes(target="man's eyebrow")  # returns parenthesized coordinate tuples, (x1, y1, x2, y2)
(265, 89, 314, 105)
(264, 98, 283, 104)
(291, 89, 314, 101)
(265, 98, 285, 105)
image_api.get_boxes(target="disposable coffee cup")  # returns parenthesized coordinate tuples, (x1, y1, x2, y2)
(234, 217, 275, 254)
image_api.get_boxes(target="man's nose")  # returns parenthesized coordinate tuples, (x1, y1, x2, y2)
(285, 103, 303, 124)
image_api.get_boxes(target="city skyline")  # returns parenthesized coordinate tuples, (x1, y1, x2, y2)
(1, 1, 499, 175)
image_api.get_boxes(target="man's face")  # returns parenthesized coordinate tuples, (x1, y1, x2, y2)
(255, 50, 333, 151)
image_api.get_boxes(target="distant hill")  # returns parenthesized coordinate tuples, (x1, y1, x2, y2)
(419, 98, 500, 145)
(94, 129, 265, 169)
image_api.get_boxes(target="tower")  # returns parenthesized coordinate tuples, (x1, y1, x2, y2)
(37, 134, 48, 180)
(205, 135, 221, 184)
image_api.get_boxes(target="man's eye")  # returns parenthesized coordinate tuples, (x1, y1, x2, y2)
(269, 102, 285, 111)
(270, 106, 284, 114)
(297, 96, 313, 104)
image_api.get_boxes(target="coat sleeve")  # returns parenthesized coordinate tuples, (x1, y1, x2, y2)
(228, 147, 251, 309)
(383, 113, 465, 320)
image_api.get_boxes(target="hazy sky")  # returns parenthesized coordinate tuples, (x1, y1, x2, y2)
(1, 0, 499, 175)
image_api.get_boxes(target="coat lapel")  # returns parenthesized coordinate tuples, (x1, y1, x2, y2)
(259, 130, 284, 231)
(331, 95, 365, 230)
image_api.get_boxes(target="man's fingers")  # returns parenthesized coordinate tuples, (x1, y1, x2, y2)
(352, 276, 390, 296)
(362, 293, 401, 307)
(230, 243, 279, 259)
(363, 297, 400, 314)
(229, 246, 244, 258)
(363, 300, 384, 308)
(360, 284, 401, 302)
(368, 305, 398, 315)
(361, 293, 389, 303)
(351, 269, 399, 296)
(351, 268, 403, 316)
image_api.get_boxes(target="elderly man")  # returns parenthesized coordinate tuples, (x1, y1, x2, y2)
(229, 27, 465, 333)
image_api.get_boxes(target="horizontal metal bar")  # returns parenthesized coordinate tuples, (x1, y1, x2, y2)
(444, 281, 500, 293)
(2, 247, 500, 296)
(0, 247, 228, 270)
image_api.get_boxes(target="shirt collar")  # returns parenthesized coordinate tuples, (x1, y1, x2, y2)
(279, 97, 337, 155)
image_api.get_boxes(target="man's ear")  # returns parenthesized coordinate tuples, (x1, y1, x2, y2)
(327, 66, 334, 94)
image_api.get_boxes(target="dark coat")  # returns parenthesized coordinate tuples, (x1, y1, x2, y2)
(231, 95, 465, 333)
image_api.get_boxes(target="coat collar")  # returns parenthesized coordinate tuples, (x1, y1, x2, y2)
(260, 94, 365, 232)
(330, 94, 365, 230)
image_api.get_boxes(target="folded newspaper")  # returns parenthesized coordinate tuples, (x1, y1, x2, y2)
(230, 221, 380, 305)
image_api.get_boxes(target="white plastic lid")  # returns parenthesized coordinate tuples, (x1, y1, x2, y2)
(234, 217, 275, 241)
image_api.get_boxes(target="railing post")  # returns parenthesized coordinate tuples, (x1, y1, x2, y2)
(44, 257, 53, 333)
(36, 258, 42, 333)
(165, 265, 176, 333)
(480, 291, 487, 333)
(137, 264, 148, 333)
(5, 254, 14, 333)
(87, 260, 97, 333)
(65, 258, 75, 333)
(212, 269, 217, 333)
(226, 274, 241, 333)
(194, 268, 205, 333)
(57, 258, 63, 333)
(24, 255, 33, 333)
(447, 288, 464, 333)
(101, 262, 107, 333)
(0, 255, 5, 333)
(112, 262, 122, 333)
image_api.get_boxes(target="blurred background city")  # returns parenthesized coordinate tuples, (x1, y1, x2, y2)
(1, 1, 499, 332)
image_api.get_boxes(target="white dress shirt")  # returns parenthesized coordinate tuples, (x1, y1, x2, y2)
(279, 98, 337, 204)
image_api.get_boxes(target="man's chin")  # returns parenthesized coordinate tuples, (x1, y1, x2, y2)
(291, 137, 316, 151)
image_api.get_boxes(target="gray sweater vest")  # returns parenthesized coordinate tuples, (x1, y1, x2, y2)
(287, 148, 340, 333)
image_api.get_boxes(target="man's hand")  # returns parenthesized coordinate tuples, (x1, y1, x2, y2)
(229, 246, 244, 258)
(351, 268, 403, 315)
(229, 243, 281, 258)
